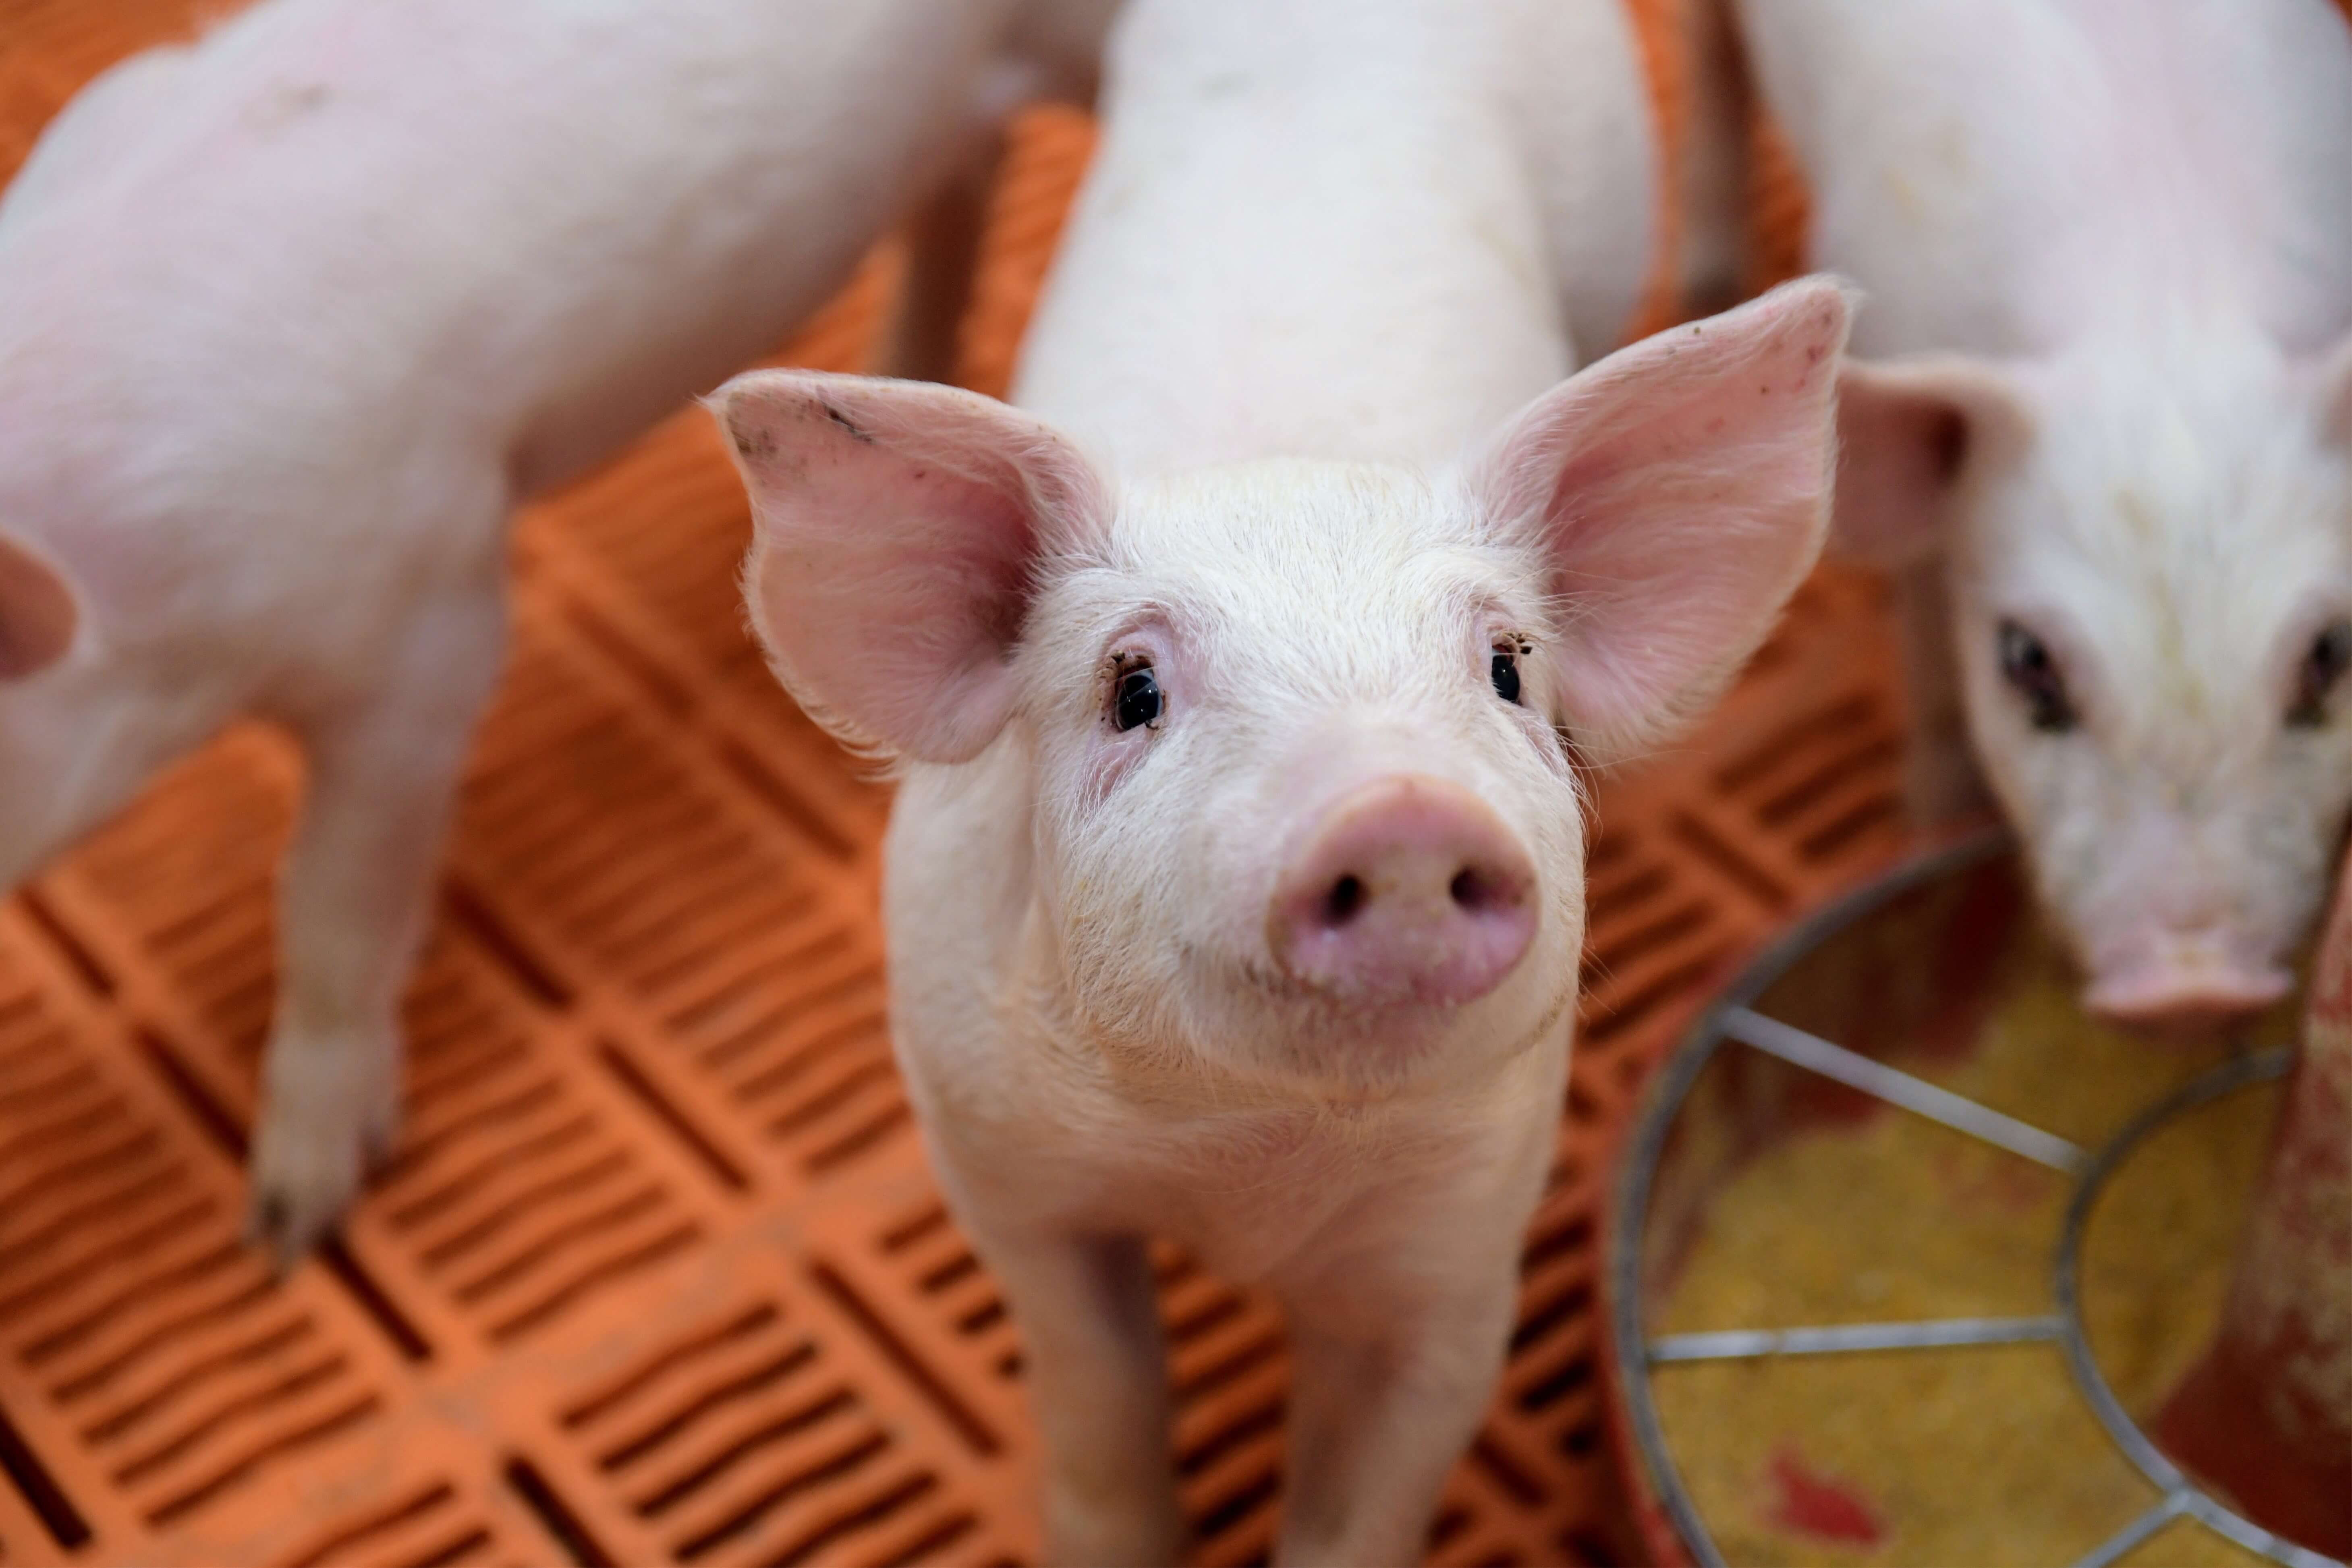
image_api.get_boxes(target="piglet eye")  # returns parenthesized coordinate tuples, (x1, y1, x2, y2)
(1112, 664, 1163, 732)
(2288, 619, 2352, 728)
(1998, 619, 2075, 732)
(1490, 645, 1523, 706)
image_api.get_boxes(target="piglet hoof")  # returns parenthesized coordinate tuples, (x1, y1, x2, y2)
(243, 1033, 402, 1271)
(245, 1120, 364, 1272)
(1041, 1462, 1186, 1568)
(1043, 1497, 1186, 1568)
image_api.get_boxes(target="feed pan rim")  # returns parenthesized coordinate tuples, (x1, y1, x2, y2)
(2051, 1045, 2332, 1568)
(1603, 831, 2344, 1568)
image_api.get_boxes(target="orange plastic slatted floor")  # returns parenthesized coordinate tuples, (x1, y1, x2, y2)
(0, 6, 1914, 1566)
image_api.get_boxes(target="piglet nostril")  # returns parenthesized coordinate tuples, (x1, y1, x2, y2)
(1325, 874, 1367, 927)
(1450, 866, 1507, 912)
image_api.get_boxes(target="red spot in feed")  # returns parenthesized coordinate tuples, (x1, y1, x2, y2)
(1768, 1448, 1886, 1546)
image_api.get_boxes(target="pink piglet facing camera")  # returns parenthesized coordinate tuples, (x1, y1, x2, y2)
(713, 6, 1850, 1560)
(718, 284, 1850, 1567)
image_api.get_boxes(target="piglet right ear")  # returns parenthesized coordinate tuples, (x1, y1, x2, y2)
(1835, 355, 2033, 568)
(713, 371, 1108, 762)
(0, 532, 77, 678)
(2319, 331, 2352, 447)
(1476, 276, 1852, 763)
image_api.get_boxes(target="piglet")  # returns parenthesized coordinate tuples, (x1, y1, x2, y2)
(1725, 0, 2352, 1028)
(720, 281, 1846, 1566)
(0, 0, 1106, 1261)
(720, 0, 1850, 1553)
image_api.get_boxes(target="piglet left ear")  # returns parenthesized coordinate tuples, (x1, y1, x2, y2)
(1473, 275, 1852, 762)
(714, 371, 1109, 763)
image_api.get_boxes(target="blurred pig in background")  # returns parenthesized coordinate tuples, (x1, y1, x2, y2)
(716, 0, 1850, 1557)
(0, 0, 1116, 1261)
(1715, 0, 2352, 1029)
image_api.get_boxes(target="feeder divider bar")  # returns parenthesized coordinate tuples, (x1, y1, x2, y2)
(1720, 1006, 2089, 1172)
(1649, 1315, 2066, 1363)
(2066, 1493, 2194, 1568)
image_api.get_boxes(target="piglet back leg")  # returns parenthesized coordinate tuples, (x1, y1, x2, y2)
(1672, 0, 1756, 317)
(874, 133, 1002, 387)
(245, 581, 508, 1267)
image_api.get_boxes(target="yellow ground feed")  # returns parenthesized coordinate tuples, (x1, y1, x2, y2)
(1651, 927, 2292, 1566)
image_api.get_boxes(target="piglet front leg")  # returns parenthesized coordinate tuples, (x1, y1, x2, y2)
(246, 587, 507, 1265)
(977, 1226, 1188, 1566)
(1263, 1089, 1558, 1568)
(1274, 1269, 1518, 1568)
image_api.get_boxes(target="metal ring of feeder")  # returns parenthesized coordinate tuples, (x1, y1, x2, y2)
(2051, 1047, 2333, 1568)
(1606, 830, 2348, 1568)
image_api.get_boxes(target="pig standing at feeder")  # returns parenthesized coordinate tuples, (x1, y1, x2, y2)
(715, 0, 1852, 1560)
(0, 0, 1124, 1260)
(1719, 0, 2352, 1027)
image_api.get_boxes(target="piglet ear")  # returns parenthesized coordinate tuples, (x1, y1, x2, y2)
(2319, 332, 2352, 447)
(1834, 354, 2034, 568)
(0, 532, 77, 679)
(1474, 275, 1852, 763)
(713, 371, 1109, 762)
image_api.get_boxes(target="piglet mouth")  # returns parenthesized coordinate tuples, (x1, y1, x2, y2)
(1264, 775, 1539, 1008)
(2081, 934, 2294, 1036)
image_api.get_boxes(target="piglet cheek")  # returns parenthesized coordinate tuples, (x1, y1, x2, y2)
(1072, 731, 1151, 810)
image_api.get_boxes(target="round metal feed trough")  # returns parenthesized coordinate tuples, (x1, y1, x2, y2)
(1605, 832, 2346, 1568)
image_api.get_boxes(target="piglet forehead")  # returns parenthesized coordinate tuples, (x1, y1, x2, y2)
(1992, 333, 2346, 550)
(1040, 458, 1529, 681)
(1969, 357, 2352, 747)
(1108, 459, 1466, 568)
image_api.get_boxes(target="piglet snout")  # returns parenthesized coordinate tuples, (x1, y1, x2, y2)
(2084, 933, 2293, 1034)
(1268, 776, 1536, 1007)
